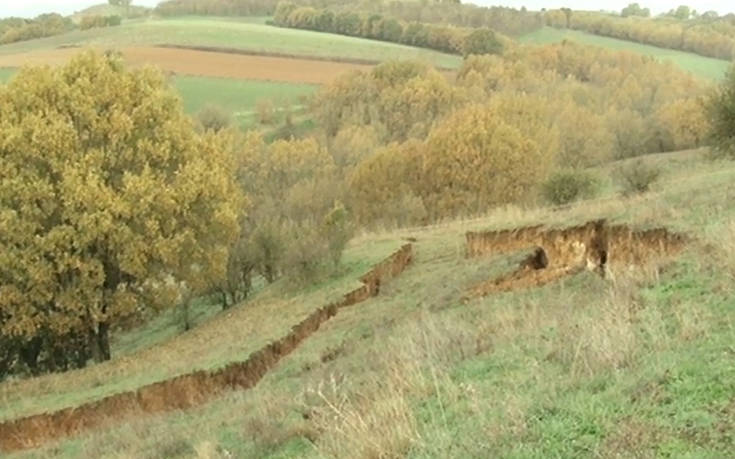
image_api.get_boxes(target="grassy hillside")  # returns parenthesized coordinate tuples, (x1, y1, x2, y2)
(0, 17, 462, 69)
(173, 76, 316, 129)
(521, 27, 730, 80)
(5, 149, 735, 457)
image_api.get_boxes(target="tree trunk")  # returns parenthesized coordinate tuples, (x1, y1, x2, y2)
(94, 322, 111, 362)
(20, 337, 42, 374)
(221, 290, 230, 310)
(180, 298, 192, 332)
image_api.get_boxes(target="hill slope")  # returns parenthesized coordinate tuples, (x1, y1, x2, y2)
(0, 17, 462, 69)
(3, 149, 735, 457)
(521, 27, 730, 80)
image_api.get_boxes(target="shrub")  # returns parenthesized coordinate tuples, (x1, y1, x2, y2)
(707, 66, 735, 159)
(107, 15, 122, 27)
(616, 160, 660, 195)
(542, 170, 598, 205)
(256, 98, 276, 125)
(196, 104, 233, 132)
(80, 15, 107, 30)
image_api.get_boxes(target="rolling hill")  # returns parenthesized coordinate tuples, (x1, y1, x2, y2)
(2, 149, 734, 457)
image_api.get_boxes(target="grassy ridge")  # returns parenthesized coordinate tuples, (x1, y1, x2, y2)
(0, 17, 462, 69)
(6, 150, 735, 457)
(520, 27, 731, 80)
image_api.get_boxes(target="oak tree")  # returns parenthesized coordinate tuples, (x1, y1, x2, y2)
(0, 52, 242, 365)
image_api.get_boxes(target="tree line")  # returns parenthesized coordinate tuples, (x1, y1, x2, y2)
(317, 1, 543, 38)
(0, 14, 74, 45)
(272, 2, 505, 57)
(154, 0, 542, 37)
(154, 0, 350, 17)
(544, 8, 735, 61)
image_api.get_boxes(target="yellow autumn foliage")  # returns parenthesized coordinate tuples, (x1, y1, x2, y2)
(420, 98, 557, 218)
(0, 51, 243, 361)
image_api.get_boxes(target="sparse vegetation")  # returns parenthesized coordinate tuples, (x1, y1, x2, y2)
(617, 160, 662, 194)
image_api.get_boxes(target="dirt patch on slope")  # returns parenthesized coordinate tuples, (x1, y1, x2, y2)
(0, 46, 371, 84)
(464, 220, 686, 300)
(0, 245, 413, 453)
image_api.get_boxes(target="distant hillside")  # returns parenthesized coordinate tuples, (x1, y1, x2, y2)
(71, 3, 151, 21)
(520, 26, 730, 80)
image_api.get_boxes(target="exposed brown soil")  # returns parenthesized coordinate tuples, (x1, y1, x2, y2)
(0, 46, 371, 84)
(464, 220, 686, 300)
(0, 245, 413, 453)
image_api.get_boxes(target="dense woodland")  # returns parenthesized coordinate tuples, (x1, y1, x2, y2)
(545, 7, 735, 60)
(155, 0, 349, 16)
(155, 0, 543, 37)
(272, 2, 505, 56)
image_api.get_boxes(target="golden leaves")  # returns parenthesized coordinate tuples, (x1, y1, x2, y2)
(0, 51, 243, 342)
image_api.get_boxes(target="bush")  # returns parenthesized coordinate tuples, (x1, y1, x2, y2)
(107, 15, 122, 27)
(196, 104, 233, 132)
(542, 170, 598, 205)
(616, 160, 660, 195)
(256, 99, 276, 125)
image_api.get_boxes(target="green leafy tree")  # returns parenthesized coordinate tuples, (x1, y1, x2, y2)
(462, 28, 504, 57)
(0, 52, 242, 364)
(621, 3, 650, 17)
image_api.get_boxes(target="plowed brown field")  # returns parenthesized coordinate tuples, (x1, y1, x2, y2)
(0, 46, 371, 84)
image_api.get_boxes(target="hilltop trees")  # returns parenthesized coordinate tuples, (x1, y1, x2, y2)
(545, 8, 735, 60)
(272, 4, 509, 57)
(0, 52, 242, 370)
(0, 14, 74, 45)
(621, 3, 650, 18)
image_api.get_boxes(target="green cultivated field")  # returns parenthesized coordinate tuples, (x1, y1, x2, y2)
(0, 17, 462, 69)
(0, 68, 315, 129)
(6, 150, 735, 457)
(173, 76, 316, 128)
(521, 27, 731, 80)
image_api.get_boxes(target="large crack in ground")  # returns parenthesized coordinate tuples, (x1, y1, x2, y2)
(463, 220, 686, 301)
(0, 245, 413, 453)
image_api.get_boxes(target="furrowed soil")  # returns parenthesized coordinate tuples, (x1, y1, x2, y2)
(0, 46, 371, 84)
